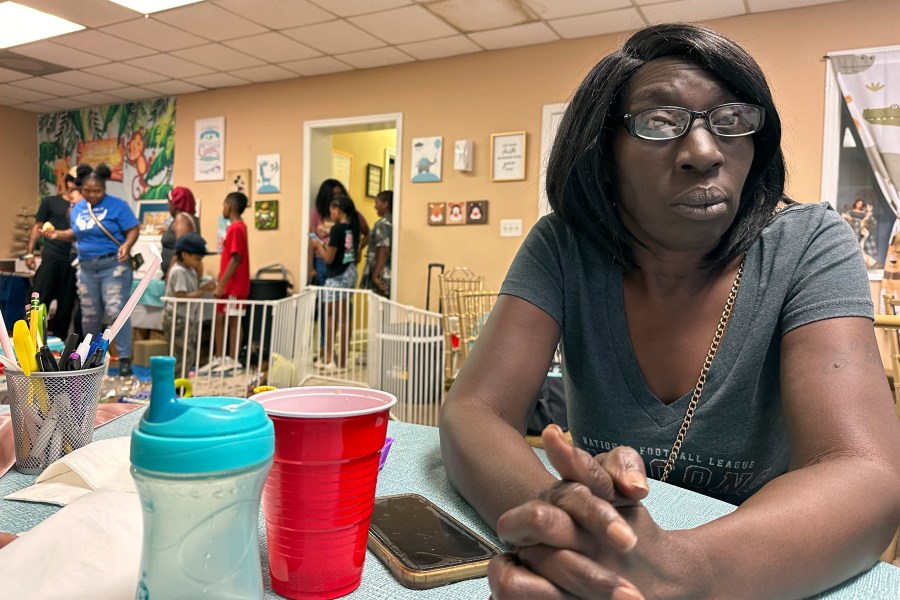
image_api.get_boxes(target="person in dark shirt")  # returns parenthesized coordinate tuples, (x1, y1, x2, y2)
(24, 169, 81, 337)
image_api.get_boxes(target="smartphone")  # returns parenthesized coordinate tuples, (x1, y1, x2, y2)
(308, 232, 318, 240)
(367, 493, 500, 590)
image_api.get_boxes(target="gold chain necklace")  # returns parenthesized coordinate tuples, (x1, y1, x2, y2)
(659, 260, 745, 483)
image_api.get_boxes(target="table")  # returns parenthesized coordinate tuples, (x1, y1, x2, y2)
(1, 408, 898, 599)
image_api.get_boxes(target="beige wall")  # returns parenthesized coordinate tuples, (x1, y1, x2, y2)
(0, 105, 38, 257)
(3, 0, 899, 307)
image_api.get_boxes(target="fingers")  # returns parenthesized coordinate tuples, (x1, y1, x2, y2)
(517, 545, 644, 600)
(542, 425, 649, 503)
(488, 552, 578, 600)
(498, 490, 636, 553)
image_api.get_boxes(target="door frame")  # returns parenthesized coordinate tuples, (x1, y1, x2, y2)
(302, 112, 403, 300)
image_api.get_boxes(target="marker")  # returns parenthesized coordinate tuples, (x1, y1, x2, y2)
(74, 333, 92, 367)
(67, 353, 81, 371)
(86, 347, 103, 368)
(39, 346, 59, 372)
(58, 333, 79, 370)
(28, 293, 43, 348)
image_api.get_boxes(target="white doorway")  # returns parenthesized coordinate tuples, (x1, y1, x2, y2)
(302, 113, 403, 299)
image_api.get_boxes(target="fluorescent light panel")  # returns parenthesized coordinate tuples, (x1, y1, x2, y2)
(108, 0, 205, 14)
(0, 2, 84, 49)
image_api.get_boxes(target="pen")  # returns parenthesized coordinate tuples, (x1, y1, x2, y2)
(59, 333, 79, 370)
(75, 333, 92, 366)
(86, 347, 102, 368)
(28, 293, 43, 348)
(39, 346, 59, 372)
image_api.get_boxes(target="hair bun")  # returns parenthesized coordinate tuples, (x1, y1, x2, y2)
(93, 163, 112, 180)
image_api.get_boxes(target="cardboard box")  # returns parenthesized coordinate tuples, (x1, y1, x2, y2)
(133, 339, 170, 367)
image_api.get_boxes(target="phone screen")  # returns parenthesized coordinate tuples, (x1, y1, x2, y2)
(368, 494, 498, 572)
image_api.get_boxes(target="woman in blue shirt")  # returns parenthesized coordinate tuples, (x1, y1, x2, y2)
(52, 163, 139, 376)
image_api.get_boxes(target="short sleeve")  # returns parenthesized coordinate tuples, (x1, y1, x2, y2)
(500, 215, 566, 328)
(781, 206, 873, 334)
(226, 222, 246, 256)
(35, 198, 51, 222)
(168, 268, 192, 294)
(116, 200, 139, 231)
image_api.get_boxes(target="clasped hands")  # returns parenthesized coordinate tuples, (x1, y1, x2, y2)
(488, 425, 666, 600)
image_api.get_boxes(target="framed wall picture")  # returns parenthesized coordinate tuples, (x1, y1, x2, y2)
(466, 200, 488, 224)
(366, 163, 383, 197)
(446, 201, 465, 225)
(428, 202, 446, 226)
(255, 200, 279, 230)
(256, 153, 281, 193)
(491, 131, 526, 181)
(411, 136, 442, 182)
(228, 168, 252, 201)
(195, 116, 225, 181)
(331, 150, 352, 190)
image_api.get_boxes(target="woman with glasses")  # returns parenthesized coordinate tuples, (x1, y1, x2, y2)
(440, 23, 900, 599)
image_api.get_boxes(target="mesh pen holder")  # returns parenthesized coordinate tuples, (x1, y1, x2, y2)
(6, 364, 106, 474)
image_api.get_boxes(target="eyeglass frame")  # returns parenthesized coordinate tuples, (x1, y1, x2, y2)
(619, 102, 766, 141)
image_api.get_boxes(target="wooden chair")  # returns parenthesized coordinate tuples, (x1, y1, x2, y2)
(872, 309, 900, 563)
(438, 268, 484, 390)
(456, 290, 499, 362)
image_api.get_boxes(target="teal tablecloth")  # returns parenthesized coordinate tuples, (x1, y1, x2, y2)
(1, 408, 898, 599)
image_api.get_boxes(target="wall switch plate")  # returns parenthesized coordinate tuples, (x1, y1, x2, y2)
(500, 219, 522, 237)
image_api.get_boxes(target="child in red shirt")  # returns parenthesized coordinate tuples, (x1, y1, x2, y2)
(213, 192, 250, 369)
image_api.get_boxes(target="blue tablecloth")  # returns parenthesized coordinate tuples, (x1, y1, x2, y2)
(1, 408, 898, 599)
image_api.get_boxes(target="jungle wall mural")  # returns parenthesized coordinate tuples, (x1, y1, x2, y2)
(38, 97, 176, 209)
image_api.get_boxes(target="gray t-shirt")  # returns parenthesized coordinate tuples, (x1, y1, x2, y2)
(501, 202, 873, 505)
(165, 262, 199, 321)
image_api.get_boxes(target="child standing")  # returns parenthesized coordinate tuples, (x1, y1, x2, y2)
(163, 232, 216, 376)
(212, 192, 250, 371)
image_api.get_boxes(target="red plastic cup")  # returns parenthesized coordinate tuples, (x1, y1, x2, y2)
(252, 386, 396, 599)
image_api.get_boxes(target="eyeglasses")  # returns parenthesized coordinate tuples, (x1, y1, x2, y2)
(620, 102, 765, 140)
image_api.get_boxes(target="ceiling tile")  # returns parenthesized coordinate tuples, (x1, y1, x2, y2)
(224, 32, 321, 62)
(70, 91, 132, 106)
(642, 0, 746, 24)
(40, 96, 94, 110)
(13, 102, 58, 113)
(468, 22, 559, 51)
(0, 66, 31, 83)
(14, 0, 138, 28)
(306, 0, 412, 17)
(101, 18, 208, 51)
(83, 63, 169, 85)
(141, 80, 207, 95)
(397, 35, 482, 60)
(427, 0, 535, 32)
(748, 0, 844, 11)
(106, 86, 160, 101)
(171, 43, 264, 70)
(184, 72, 252, 87)
(9, 76, 87, 96)
(45, 70, 123, 91)
(281, 20, 385, 54)
(349, 5, 458, 44)
(550, 7, 645, 39)
(0, 94, 20, 105)
(336, 46, 415, 69)
(13, 41, 108, 69)
(279, 56, 354, 76)
(125, 54, 213, 78)
(155, 3, 267, 41)
(53, 30, 156, 60)
(213, 0, 335, 29)
(229, 64, 298, 83)
(523, 0, 632, 20)
(0, 84, 53, 102)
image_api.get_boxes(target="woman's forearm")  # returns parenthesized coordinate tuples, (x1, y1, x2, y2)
(440, 401, 557, 528)
(675, 456, 899, 599)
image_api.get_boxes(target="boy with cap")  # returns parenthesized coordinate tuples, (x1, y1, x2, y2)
(164, 232, 216, 376)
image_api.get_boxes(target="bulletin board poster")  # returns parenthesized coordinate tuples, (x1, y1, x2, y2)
(195, 116, 225, 182)
(38, 98, 176, 208)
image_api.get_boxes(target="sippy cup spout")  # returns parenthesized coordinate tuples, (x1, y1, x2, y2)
(148, 356, 188, 422)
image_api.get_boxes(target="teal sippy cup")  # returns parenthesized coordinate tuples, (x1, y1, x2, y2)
(131, 356, 274, 599)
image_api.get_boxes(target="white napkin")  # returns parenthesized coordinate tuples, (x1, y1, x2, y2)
(5, 436, 136, 505)
(0, 489, 142, 599)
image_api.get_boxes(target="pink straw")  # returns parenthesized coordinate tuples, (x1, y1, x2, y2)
(104, 244, 162, 343)
(0, 305, 16, 364)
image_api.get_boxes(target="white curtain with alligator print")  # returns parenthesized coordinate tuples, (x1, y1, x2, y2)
(830, 51, 900, 281)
